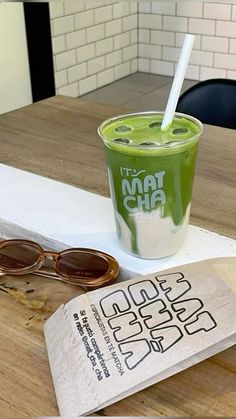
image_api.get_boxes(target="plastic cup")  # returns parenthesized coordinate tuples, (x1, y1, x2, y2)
(98, 112, 203, 259)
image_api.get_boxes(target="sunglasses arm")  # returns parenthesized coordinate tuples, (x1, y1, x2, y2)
(32, 270, 88, 289)
(0, 268, 71, 286)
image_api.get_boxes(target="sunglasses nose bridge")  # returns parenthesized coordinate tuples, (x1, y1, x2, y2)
(39, 251, 59, 273)
(43, 250, 58, 259)
(42, 251, 59, 269)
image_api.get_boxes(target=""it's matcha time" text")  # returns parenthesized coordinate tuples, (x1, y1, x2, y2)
(121, 168, 166, 213)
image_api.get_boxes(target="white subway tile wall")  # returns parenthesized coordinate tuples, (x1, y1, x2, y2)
(138, 1, 236, 80)
(50, 1, 138, 96)
(50, 1, 236, 97)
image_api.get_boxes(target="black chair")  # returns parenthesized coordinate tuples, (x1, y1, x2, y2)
(176, 78, 236, 129)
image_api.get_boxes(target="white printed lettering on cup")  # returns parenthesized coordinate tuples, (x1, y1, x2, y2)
(120, 168, 166, 214)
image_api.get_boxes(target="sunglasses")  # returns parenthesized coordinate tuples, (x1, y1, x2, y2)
(0, 239, 119, 288)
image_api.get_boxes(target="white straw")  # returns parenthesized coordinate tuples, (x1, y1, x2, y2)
(161, 34, 195, 131)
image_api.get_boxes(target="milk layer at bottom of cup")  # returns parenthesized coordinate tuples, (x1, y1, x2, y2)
(114, 204, 191, 259)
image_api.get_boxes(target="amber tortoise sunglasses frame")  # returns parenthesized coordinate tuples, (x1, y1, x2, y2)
(0, 239, 119, 288)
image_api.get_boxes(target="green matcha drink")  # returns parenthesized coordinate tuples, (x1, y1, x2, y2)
(98, 112, 202, 259)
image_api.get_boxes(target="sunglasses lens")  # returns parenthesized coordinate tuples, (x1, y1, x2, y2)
(57, 252, 109, 280)
(0, 242, 41, 270)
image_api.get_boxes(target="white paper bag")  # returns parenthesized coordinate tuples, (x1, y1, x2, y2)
(44, 257, 236, 417)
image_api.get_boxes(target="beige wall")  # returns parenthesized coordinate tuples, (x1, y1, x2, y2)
(0, 3, 32, 114)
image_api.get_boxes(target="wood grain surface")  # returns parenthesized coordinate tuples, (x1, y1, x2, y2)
(0, 95, 235, 417)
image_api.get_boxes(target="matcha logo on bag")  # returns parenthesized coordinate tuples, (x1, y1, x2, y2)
(100, 271, 217, 370)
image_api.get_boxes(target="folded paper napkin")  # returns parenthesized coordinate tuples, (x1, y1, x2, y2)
(0, 163, 236, 279)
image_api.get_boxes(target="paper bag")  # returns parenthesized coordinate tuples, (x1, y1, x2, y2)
(44, 257, 236, 416)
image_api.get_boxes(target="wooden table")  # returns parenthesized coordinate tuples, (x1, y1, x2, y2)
(0, 95, 235, 416)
